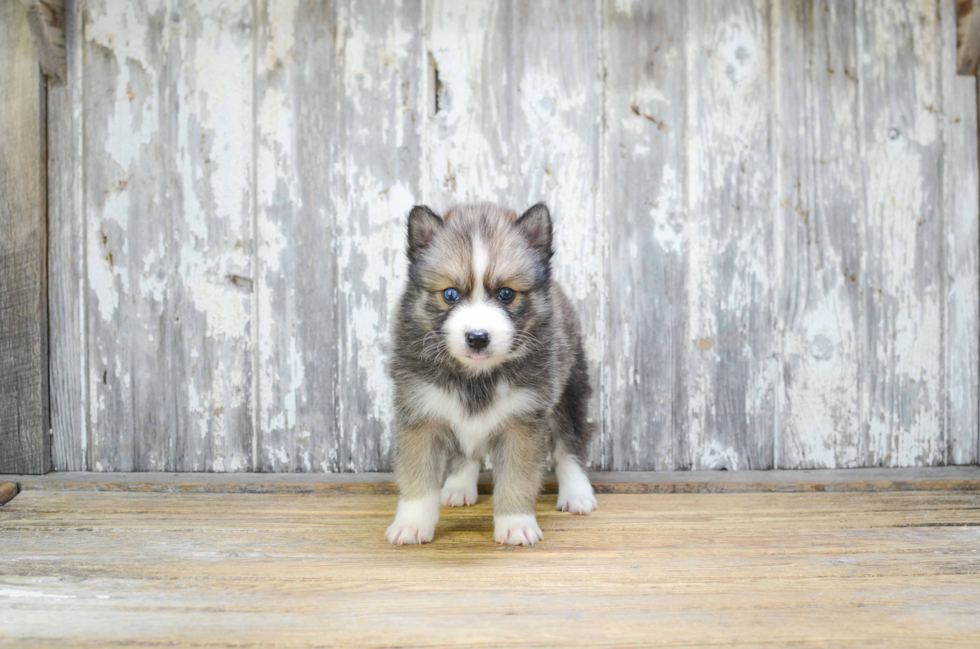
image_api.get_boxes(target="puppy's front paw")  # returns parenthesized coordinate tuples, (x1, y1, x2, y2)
(441, 485, 478, 507)
(386, 493, 440, 545)
(557, 489, 597, 515)
(386, 521, 435, 545)
(494, 514, 543, 546)
(441, 460, 480, 507)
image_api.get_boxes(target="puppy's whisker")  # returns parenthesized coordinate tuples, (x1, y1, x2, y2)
(412, 331, 448, 361)
(408, 332, 441, 352)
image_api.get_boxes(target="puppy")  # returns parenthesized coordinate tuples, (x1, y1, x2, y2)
(386, 202, 596, 546)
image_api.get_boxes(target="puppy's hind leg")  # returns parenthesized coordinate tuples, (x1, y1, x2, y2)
(554, 346, 597, 514)
(441, 451, 480, 507)
(555, 440, 597, 515)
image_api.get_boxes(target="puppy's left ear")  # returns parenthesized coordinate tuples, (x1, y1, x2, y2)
(516, 202, 553, 259)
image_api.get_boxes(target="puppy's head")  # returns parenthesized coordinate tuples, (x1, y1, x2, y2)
(405, 202, 552, 373)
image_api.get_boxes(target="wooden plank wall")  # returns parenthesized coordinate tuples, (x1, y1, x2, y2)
(47, 0, 979, 472)
(0, 1, 49, 474)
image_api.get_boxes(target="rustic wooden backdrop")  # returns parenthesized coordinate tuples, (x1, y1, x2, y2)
(0, 0, 49, 474)
(47, 0, 980, 472)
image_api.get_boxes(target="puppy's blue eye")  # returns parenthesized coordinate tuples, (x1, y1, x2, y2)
(497, 287, 515, 303)
(442, 288, 460, 303)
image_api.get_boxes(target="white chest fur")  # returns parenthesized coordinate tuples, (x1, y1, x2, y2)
(413, 382, 539, 457)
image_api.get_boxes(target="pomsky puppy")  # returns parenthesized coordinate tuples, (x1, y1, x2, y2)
(386, 202, 596, 546)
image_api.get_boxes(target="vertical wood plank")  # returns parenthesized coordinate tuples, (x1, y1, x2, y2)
(255, 0, 343, 472)
(170, 0, 254, 471)
(601, 0, 688, 470)
(84, 0, 174, 470)
(774, 0, 864, 468)
(85, 0, 254, 471)
(508, 0, 603, 468)
(427, 0, 513, 207)
(942, 0, 979, 465)
(428, 0, 605, 468)
(858, 0, 945, 466)
(48, 0, 86, 471)
(0, 0, 49, 474)
(685, 0, 776, 470)
(335, 0, 424, 472)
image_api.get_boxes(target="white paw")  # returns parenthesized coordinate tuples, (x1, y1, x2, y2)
(385, 521, 435, 545)
(441, 486, 478, 507)
(556, 490, 597, 515)
(494, 514, 543, 546)
(386, 493, 439, 545)
(441, 459, 480, 507)
(554, 453, 597, 515)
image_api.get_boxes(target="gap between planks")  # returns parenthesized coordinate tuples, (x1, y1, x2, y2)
(0, 466, 977, 496)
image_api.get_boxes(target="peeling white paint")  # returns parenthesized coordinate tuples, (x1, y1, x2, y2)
(87, 224, 120, 324)
(649, 165, 685, 255)
(698, 441, 740, 471)
(428, 0, 512, 203)
(87, 2, 161, 171)
(0, 589, 77, 600)
(56, 0, 978, 474)
(263, 0, 297, 68)
(265, 446, 290, 467)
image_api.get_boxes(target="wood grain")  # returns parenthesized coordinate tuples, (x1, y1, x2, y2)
(426, 0, 513, 208)
(253, 0, 341, 472)
(83, 0, 174, 471)
(509, 0, 603, 470)
(0, 0, 49, 475)
(943, 0, 980, 464)
(47, 0, 85, 470)
(170, 0, 254, 472)
(774, 0, 863, 468)
(686, 0, 776, 470)
(859, 0, 945, 466)
(335, 0, 424, 472)
(602, 1, 688, 471)
(426, 0, 605, 470)
(81, 0, 255, 471)
(1, 489, 979, 647)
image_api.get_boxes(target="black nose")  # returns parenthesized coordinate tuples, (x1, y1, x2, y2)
(466, 330, 490, 351)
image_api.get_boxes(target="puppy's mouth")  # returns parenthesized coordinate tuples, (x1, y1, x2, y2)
(466, 352, 490, 361)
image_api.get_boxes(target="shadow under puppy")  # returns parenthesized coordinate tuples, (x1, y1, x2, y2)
(387, 202, 596, 546)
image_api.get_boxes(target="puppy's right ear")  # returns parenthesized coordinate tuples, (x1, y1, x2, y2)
(407, 205, 443, 262)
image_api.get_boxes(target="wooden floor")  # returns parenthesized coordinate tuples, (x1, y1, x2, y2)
(2, 483, 979, 647)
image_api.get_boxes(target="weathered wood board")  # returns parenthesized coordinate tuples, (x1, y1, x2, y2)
(47, 0, 979, 472)
(3, 466, 979, 495)
(774, 0, 862, 469)
(1, 0, 49, 474)
(602, 1, 687, 471)
(2, 489, 980, 646)
(47, 0, 85, 472)
(944, 0, 980, 465)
